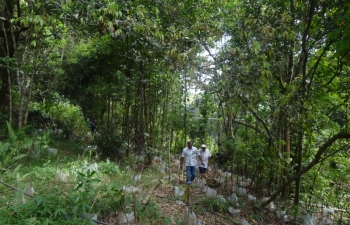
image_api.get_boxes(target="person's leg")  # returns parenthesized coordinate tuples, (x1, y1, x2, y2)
(190, 166, 197, 182)
(91, 125, 96, 134)
(202, 168, 207, 177)
(185, 166, 192, 184)
(199, 167, 203, 179)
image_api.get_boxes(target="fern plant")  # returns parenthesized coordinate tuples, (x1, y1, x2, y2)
(0, 123, 27, 172)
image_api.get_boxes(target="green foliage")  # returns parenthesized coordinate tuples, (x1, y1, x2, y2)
(207, 0, 350, 209)
(136, 199, 171, 224)
(1, 0, 350, 223)
(189, 91, 214, 144)
(93, 125, 126, 160)
(0, 122, 38, 172)
(76, 169, 100, 190)
(328, 2, 350, 56)
(195, 196, 229, 213)
(98, 158, 120, 175)
(0, 189, 91, 225)
(0, 158, 127, 224)
(32, 97, 86, 138)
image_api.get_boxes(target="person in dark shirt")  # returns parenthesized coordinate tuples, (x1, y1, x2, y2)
(90, 116, 97, 134)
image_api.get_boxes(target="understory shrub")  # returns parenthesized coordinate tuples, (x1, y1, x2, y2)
(93, 124, 127, 161)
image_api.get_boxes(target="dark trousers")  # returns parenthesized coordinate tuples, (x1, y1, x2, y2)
(199, 167, 207, 174)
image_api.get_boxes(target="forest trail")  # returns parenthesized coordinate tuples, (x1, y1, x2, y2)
(103, 156, 338, 225)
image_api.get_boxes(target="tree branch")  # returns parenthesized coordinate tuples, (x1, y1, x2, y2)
(260, 132, 350, 208)
(238, 95, 272, 139)
(233, 119, 267, 137)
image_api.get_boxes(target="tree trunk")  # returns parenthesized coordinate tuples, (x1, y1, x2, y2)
(136, 61, 145, 154)
(18, 41, 32, 128)
(0, 0, 17, 117)
(281, 116, 290, 197)
(261, 132, 350, 208)
(0, 21, 13, 121)
(23, 33, 40, 127)
(294, 130, 303, 205)
(183, 69, 187, 144)
(107, 93, 110, 123)
(123, 57, 132, 157)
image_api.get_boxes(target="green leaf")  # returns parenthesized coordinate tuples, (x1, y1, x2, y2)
(30, 40, 36, 47)
(12, 154, 27, 161)
(78, 171, 86, 177)
(252, 40, 261, 54)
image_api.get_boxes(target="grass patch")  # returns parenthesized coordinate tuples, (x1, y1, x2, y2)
(0, 138, 172, 224)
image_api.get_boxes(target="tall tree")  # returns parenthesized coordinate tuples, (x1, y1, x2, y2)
(1, 0, 65, 128)
(0, 0, 21, 120)
(210, 0, 350, 206)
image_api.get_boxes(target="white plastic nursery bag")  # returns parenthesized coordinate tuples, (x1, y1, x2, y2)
(184, 207, 197, 225)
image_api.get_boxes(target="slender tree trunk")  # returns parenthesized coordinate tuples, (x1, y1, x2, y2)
(1, 20, 13, 122)
(23, 30, 41, 127)
(111, 96, 114, 123)
(123, 97, 131, 157)
(160, 90, 168, 149)
(151, 91, 156, 153)
(183, 69, 187, 144)
(132, 98, 138, 155)
(0, 12, 13, 117)
(294, 130, 303, 205)
(123, 59, 132, 157)
(107, 93, 110, 123)
(281, 116, 291, 197)
(136, 61, 145, 154)
(18, 44, 32, 128)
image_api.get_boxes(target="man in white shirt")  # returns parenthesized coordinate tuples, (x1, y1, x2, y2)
(198, 144, 211, 178)
(180, 141, 204, 184)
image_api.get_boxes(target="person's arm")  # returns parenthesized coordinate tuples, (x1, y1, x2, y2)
(198, 155, 204, 166)
(197, 149, 204, 166)
(207, 157, 210, 167)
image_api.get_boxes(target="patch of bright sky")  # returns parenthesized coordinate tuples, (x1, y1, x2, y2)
(189, 35, 231, 95)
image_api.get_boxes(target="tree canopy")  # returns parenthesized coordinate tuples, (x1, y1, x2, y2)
(1, 0, 350, 213)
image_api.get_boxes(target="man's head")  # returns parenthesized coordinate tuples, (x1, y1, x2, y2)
(187, 141, 193, 149)
(201, 144, 206, 151)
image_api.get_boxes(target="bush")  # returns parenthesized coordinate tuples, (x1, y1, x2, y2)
(93, 124, 127, 161)
(31, 97, 86, 139)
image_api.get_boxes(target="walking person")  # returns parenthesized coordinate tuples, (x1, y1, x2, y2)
(90, 116, 97, 134)
(86, 117, 91, 130)
(180, 141, 204, 184)
(198, 144, 211, 179)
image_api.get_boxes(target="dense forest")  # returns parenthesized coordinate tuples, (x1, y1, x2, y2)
(1, 0, 350, 224)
